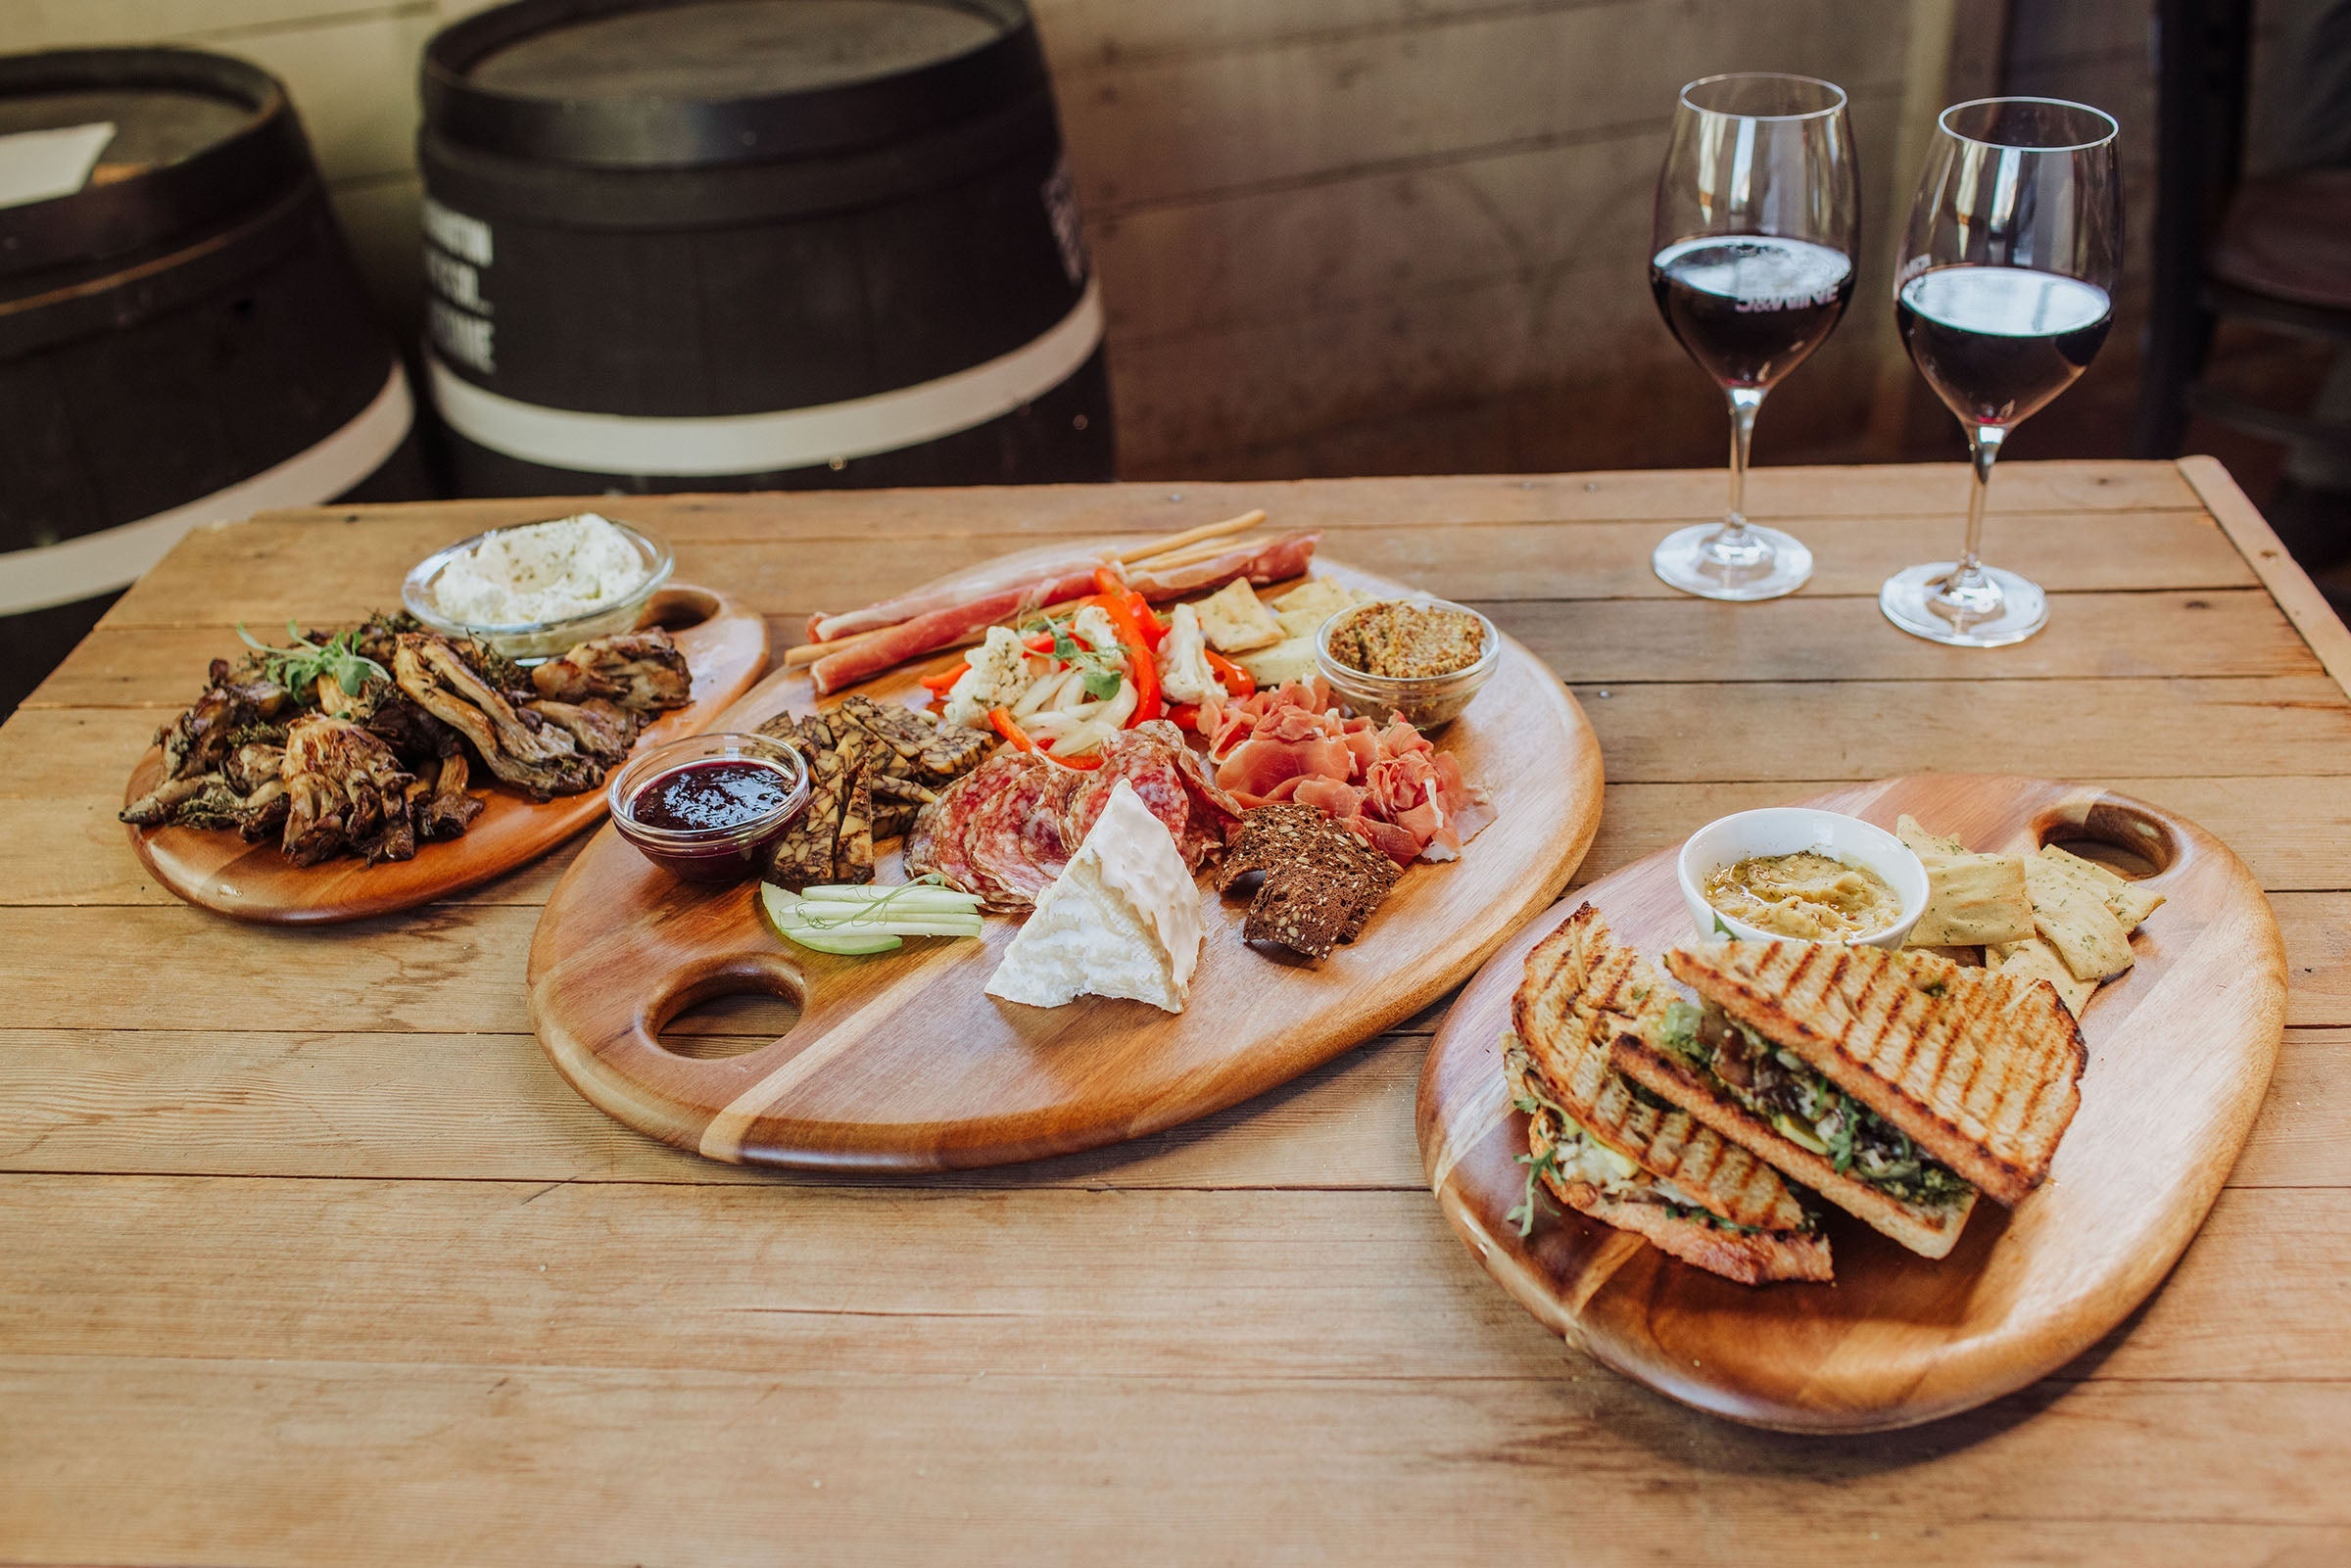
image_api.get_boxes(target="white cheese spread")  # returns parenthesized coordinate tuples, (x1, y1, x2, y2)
(432, 512, 648, 626)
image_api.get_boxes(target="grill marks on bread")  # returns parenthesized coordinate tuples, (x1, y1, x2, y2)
(1665, 939, 2086, 1206)
(1512, 906, 1816, 1237)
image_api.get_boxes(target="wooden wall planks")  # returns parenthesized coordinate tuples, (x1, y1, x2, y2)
(10, 0, 2009, 479)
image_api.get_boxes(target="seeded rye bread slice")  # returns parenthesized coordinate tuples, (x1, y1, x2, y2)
(1666, 938, 2087, 1205)
(1217, 804, 1400, 958)
(1505, 1041, 1833, 1286)
(1514, 905, 1821, 1237)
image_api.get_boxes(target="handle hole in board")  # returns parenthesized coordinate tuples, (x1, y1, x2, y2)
(2034, 798, 2178, 879)
(642, 585, 718, 634)
(654, 968, 803, 1061)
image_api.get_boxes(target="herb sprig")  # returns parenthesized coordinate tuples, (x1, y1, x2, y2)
(237, 621, 388, 696)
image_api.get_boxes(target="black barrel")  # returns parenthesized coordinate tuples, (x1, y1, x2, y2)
(417, 0, 1113, 496)
(0, 47, 428, 717)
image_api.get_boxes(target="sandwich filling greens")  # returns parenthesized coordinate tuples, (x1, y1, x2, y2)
(1505, 1044, 1781, 1238)
(1654, 1001, 1974, 1209)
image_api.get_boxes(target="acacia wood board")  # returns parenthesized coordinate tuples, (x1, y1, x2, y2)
(527, 559, 1604, 1171)
(1417, 774, 2287, 1433)
(121, 586, 769, 926)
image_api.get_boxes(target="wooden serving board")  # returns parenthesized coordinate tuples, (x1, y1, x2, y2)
(123, 586, 769, 926)
(527, 560, 1604, 1171)
(1417, 775, 2287, 1433)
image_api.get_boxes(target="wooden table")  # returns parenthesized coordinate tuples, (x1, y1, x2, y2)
(4, 458, 2347, 1564)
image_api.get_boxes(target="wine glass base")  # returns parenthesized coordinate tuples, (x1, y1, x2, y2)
(1652, 524, 1813, 601)
(1880, 562, 2048, 646)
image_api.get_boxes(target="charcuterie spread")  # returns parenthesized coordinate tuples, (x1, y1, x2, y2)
(696, 514, 1502, 1006)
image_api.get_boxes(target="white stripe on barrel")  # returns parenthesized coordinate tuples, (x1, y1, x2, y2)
(0, 361, 413, 615)
(428, 277, 1104, 478)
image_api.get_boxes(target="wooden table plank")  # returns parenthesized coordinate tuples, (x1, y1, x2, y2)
(0, 1359, 2344, 1567)
(29, 588, 2320, 710)
(2, 459, 2345, 1561)
(0, 1025, 2337, 1192)
(2, 1178, 2346, 1387)
(88, 507, 2254, 633)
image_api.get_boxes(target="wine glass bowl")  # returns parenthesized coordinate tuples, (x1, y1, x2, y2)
(1649, 72, 1859, 602)
(1882, 97, 2122, 647)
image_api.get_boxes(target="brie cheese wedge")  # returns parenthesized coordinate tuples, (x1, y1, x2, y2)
(985, 779, 1204, 1013)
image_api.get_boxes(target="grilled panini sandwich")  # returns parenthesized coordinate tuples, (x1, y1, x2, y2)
(1611, 937, 2086, 1259)
(1505, 905, 1832, 1285)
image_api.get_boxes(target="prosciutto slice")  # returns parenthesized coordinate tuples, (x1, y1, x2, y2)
(1202, 679, 1490, 865)
(806, 542, 1118, 644)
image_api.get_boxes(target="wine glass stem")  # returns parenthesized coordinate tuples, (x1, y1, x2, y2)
(1954, 424, 2008, 586)
(1722, 386, 1764, 542)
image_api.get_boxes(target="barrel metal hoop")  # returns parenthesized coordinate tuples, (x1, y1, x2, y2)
(428, 276, 1102, 476)
(0, 361, 413, 615)
(0, 180, 325, 357)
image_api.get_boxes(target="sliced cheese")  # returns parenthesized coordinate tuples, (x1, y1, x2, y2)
(1192, 578, 1283, 653)
(1990, 935, 2097, 1019)
(2024, 852, 2135, 983)
(985, 779, 1203, 1013)
(1895, 814, 2034, 948)
(2038, 843, 2165, 929)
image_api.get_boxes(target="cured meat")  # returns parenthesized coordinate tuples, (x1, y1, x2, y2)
(1201, 678, 1489, 865)
(810, 581, 1086, 695)
(1125, 533, 1321, 599)
(805, 542, 1119, 644)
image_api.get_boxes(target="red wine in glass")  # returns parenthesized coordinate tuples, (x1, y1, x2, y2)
(1650, 236, 1856, 390)
(1880, 97, 2122, 648)
(1648, 73, 1857, 602)
(1895, 264, 2113, 428)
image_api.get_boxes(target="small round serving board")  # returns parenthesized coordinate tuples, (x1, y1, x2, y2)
(123, 586, 769, 925)
(527, 559, 1604, 1171)
(1417, 775, 2286, 1433)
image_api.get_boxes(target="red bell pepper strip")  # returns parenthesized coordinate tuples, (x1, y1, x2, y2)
(1092, 567, 1169, 650)
(919, 661, 968, 693)
(1167, 702, 1202, 734)
(1203, 649, 1255, 699)
(1025, 633, 1058, 654)
(1086, 592, 1163, 725)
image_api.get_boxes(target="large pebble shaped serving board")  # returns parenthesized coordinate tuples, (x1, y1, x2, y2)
(528, 560, 1604, 1170)
(1416, 775, 2285, 1433)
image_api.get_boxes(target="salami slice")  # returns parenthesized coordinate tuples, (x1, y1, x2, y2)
(905, 773, 989, 894)
(960, 753, 1066, 909)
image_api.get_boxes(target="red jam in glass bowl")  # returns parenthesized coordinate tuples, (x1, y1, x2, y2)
(607, 733, 809, 882)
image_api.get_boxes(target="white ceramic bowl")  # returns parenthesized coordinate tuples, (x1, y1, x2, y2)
(1675, 807, 1930, 949)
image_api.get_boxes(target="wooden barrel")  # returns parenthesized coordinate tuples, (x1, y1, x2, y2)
(0, 46, 427, 717)
(418, 0, 1113, 496)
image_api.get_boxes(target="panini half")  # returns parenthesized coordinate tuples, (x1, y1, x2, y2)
(1614, 938, 2085, 1259)
(1504, 905, 1831, 1286)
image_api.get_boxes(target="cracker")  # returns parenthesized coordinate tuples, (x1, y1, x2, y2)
(2024, 852, 2135, 982)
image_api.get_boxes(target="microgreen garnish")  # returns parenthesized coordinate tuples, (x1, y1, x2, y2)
(238, 621, 387, 696)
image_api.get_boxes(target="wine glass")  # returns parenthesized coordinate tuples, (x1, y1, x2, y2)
(1882, 98, 2121, 646)
(1650, 73, 1859, 601)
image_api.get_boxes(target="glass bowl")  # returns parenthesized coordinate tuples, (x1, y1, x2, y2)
(1312, 595, 1501, 729)
(403, 515, 673, 664)
(607, 732, 810, 884)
